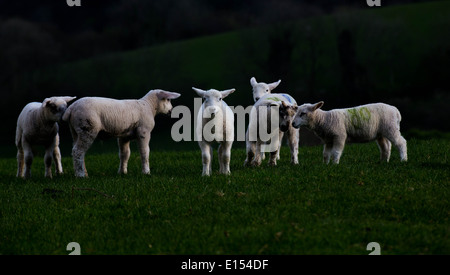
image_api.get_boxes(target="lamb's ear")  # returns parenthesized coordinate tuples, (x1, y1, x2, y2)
(192, 87, 206, 98)
(250, 77, 257, 87)
(313, 101, 324, 111)
(62, 96, 77, 103)
(42, 98, 51, 108)
(157, 90, 181, 100)
(268, 79, 281, 91)
(221, 88, 235, 99)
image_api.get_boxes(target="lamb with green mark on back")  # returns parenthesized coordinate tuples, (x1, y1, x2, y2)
(292, 102, 407, 164)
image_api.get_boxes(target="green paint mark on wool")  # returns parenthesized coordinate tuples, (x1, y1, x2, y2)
(265, 96, 282, 102)
(347, 107, 371, 129)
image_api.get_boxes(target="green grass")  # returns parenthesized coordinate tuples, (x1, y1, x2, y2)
(1, 139, 448, 255)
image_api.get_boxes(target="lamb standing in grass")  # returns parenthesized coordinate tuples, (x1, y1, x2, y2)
(193, 87, 235, 176)
(16, 96, 77, 178)
(249, 77, 299, 161)
(62, 90, 180, 177)
(292, 101, 407, 164)
(244, 97, 299, 167)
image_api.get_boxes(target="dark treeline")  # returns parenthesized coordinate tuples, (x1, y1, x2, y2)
(0, 0, 428, 62)
(0, 0, 434, 101)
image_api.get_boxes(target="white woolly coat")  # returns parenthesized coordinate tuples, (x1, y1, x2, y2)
(16, 102, 60, 147)
(62, 91, 162, 139)
(307, 103, 401, 143)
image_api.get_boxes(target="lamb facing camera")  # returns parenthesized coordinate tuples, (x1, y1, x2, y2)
(16, 96, 77, 178)
(193, 87, 235, 176)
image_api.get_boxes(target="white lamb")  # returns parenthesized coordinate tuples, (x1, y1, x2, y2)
(249, 77, 299, 161)
(62, 90, 181, 177)
(193, 87, 235, 176)
(16, 96, 77, 178)
(292, 101, 408, 164)
(244, 95, 299, 167)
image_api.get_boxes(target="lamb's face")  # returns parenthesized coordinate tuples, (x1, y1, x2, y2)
(42, 96, 76, 122)
(292, 102, 324, 129)
(279, 102, 298, 132)
(292, 104, 314, 129)
(155, 90, 181, 115)
(193, 87, 235, 118)
(252, 83, 271, 103)
(201, 90, 223, 118)
(250, 77, 281, 102)
(157, 98, 174, 115)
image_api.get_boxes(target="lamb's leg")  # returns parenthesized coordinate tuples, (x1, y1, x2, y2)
(219, 141, 232, 175)
(53, 147, 63, 175)
(23, 143, 34, 179)
(44, 147, 54, 178)
(244, 129, 253, 166)
(16, 146, 25, 178)
(288, 127, 299, 165)
(330, 138, 346, 164)
(73, 132, 96, 178)
(398, 137, 408, 162)
(209, 146, 213, 175)
(276, 131, 284, 160)
(376, 137, 391, 162)
(44, 135, 59, 178)
(118, 138, 131, 174)
(199, 142, 211, 176)
(137, 130, 151, 175)
(218, 144, 224, 173)
(267, 135, 281, 166)
(244, 139, 256, 167)
(251, 142, 263, 166)
(223, 142, 232, 175)
(386, 132, 407, 162)
(53, 134, 63, 175)
(323, 143, 333, 164)
(268, 150, 278, 166)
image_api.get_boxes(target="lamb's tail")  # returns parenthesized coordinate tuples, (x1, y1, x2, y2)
(15, 127, 21, 147)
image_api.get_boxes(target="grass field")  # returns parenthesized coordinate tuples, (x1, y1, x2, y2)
(0, 138, 448, 255)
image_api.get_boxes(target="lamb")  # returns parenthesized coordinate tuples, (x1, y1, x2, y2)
(62, 90, 181, 177)
(193, 87, 235, 176)
(292, 101, 408, 164)
(244, 95, 299, 167)
(16, 96, 77, 178)
(249, 77, 299, 161)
